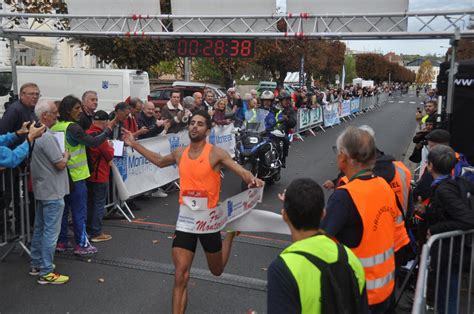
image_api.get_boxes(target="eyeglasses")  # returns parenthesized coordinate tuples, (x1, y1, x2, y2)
(23, 92, 41, 97)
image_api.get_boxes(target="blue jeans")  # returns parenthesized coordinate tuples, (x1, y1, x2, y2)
(30, 199, 65, 276)
(87, 181, 108, 237)
(58, 180, 90, 247)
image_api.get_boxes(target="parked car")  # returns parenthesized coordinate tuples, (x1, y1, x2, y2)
(172, 81, 226, 98)
(149, 85, 202, 108)
(150, 81, 226, 108)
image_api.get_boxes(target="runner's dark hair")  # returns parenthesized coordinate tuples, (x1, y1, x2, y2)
(191, 110, 212, 130)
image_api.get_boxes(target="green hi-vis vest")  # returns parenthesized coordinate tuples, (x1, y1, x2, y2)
(280, 235, 366, 314)
(275, 110, 283, 129)
(51, 121, 90, 182)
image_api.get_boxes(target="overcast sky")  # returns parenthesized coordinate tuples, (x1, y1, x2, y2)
(344, 0, 474, 55)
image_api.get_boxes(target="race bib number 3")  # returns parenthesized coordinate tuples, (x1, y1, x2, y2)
(182, 190, 208, 211)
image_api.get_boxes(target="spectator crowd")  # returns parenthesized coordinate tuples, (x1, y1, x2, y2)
(1, 80, 472, 314)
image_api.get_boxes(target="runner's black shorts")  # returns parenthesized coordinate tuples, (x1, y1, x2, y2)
(172, 230, 222, 253)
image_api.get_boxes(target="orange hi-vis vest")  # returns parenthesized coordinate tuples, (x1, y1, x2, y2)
(338, 177, 397, 305)
(337, 175, 349, 187)
(390, 161, 411, 251)
(178, 143, 221, 209)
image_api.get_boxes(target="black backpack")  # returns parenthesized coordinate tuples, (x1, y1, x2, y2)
(292, 243, 364, 314)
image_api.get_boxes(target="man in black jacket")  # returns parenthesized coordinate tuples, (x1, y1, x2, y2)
(0, 83, 39, 142)
(415, 144, 474, 313)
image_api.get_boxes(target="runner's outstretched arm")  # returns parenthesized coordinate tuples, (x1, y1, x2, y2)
(122, 129, 176, 168)
(217, 147, 264, 188)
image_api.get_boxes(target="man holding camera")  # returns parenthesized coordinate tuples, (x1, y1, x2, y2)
(161, 91, 190, 134)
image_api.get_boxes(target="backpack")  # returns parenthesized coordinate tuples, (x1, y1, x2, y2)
(454, 153, 474, 184)
(292, 242, 364, 314)
(454, 177, 474, 211)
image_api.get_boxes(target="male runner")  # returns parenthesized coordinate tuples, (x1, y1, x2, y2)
(122, 110, 264, 314)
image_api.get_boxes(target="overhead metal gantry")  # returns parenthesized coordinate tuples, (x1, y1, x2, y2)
(0, 9, 473, 40)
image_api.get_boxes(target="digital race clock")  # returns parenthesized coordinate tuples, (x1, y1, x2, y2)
(175, 38, 255, 58)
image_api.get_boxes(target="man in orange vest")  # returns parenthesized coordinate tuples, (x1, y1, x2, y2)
(122, 110, 264, 314)
(324, 126, 414, 266)
(321, 126, 399, 313)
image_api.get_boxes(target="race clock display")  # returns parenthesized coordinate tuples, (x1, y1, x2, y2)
(175, 38, 255, 58)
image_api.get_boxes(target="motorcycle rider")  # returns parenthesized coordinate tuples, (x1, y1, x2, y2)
(260, 90, 296, 168)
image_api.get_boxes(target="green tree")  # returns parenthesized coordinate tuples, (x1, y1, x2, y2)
(192, 58, 224, 83)
(415, 60, 434, 86)
(344, 54, 357, 84)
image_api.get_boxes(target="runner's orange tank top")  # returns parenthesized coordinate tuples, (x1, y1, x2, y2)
(179, 143, 221, 209)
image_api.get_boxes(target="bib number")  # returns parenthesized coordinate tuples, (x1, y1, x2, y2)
(182, 190, 208, 211)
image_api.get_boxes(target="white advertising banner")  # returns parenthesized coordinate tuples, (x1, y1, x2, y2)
(176, 187, 264, 234)
(112, 125, 236, 201)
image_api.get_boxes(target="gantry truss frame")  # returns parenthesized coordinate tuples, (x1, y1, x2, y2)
(0, 9, 473, 40)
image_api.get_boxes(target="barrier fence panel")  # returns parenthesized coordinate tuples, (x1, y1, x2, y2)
(295, 107, 324, 134)
(0, 168, 32, 260)
(323, 102, 341, 127)
(413, 229, 474, 314)
(350, 98, 360, 114)
(339, 100, 352, 120)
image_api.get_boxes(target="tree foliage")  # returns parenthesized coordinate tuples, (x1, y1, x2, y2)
(253, 39, 346, 87)
(415, 60, 434, 86)
(80, 38, 174, 72)
(355, 53, 415, 83)
(446, 39, 474, 61)
(344, 54, 357, 84)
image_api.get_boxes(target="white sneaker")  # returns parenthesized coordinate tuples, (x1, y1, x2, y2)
(151, 188, 168, 198)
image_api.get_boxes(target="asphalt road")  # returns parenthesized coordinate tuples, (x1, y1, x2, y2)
(0, 91, 421, 313)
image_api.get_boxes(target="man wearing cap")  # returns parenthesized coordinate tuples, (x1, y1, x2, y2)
(86, 110, 114, 243)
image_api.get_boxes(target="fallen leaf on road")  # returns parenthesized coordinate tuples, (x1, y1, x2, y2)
(152, 240, 159, 244)
(98, 278, 105, 283)
(261, 267, 268, 271)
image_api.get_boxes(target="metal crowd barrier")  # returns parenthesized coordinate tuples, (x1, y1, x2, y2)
(412, 229, 474, 313)
(0, 168, 33, 260)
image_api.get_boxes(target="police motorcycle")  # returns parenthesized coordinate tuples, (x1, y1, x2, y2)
(234, 107, 283, 190)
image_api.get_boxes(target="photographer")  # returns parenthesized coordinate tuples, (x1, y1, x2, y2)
(0, 121, 45, 168)
(409, 114, 437, 163)
(161, 90, 190, 134)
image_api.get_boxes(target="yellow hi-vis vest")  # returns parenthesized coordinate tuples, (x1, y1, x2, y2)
(280, 235, 366, 313)
(51, 121, 90, 182)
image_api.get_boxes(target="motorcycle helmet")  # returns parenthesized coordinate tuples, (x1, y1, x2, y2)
(260, 90, 275, 101)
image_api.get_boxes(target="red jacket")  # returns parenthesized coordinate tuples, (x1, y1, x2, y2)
(123, 114, 138, 133)
(86, 125, 114, 183)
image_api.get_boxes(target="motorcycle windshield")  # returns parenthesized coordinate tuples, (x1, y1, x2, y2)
(243, 109, 269, 133)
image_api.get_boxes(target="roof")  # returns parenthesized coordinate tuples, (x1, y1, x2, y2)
(405, 58, 441, 67)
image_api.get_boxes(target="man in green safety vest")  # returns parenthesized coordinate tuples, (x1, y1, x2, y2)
(52, 95, 115, 256)
(267, 178, 368, 313)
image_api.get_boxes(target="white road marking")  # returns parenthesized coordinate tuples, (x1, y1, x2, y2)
(389, 101, 394, 103)
(409, 101, 416, 104)
(398, 101, 405, 103)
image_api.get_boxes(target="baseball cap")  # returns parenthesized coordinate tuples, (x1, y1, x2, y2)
(425, 129, 450, 143)
(93, 110, 109, 121)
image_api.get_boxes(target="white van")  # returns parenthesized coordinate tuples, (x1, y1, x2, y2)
(0, 66, 150, 113)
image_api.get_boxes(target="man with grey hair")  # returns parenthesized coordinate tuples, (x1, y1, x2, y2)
(78, 90, 98, 130)
(29, 99, 71, 284)
(321, 126, 399, 312)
